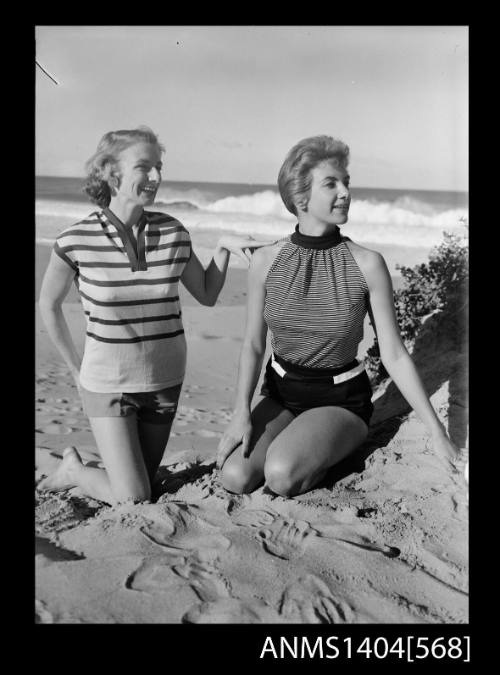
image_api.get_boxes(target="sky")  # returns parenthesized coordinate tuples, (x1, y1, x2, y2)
(35, 25, 468, 191)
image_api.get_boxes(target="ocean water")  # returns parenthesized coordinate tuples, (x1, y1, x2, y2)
(36, 176, 468, 253)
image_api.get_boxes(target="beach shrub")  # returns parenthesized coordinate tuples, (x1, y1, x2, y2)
(365, 230, 469, 386)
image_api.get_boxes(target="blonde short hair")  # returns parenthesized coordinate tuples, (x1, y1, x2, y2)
(83, 126, 164, 207)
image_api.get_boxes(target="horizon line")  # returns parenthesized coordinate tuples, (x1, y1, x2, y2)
(35, 174, 469, 195)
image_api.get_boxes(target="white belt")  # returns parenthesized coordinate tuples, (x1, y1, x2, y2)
(271, 354, 365, 385)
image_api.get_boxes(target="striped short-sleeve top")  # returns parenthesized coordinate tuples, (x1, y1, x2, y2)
(264, 225, 369, 369)
(54, 208, 191, 393)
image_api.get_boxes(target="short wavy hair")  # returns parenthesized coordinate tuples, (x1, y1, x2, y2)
(278, 135, 350, 215)
(83, 126, 165, 208)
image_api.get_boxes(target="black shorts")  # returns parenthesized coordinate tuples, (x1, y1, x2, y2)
(260, 354, 374, 427)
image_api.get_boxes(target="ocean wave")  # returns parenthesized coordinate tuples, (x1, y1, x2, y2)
(35, 199, 96, 220)
(36, 191, 468, 228)
(154, 186, 214, 208)
(203, 190, 467, 229)
(206, 190, 295, 220)
(36, 191, 469, 250)
(155, 200, 200, 211)
(349, 199, 467, 229)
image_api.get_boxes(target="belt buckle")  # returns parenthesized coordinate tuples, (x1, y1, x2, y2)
(332, 363, 363, 385)
(271, 356, 287, 378)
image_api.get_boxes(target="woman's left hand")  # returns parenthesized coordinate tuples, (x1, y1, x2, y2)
(219, 235, 274, 266)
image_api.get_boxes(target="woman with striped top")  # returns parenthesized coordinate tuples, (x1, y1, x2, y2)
(217, 135, 459, 497)
(38, 126, 268, 505)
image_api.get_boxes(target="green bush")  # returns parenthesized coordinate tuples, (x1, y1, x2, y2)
(365, 230, 469, 386)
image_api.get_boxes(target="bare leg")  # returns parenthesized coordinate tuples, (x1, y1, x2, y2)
(219, 397, 295, 494)
(38, 416, 151, 505)
(137, 420, 175, 485)
(264, 406, 369, 497)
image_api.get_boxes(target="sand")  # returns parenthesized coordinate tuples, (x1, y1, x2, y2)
(35, 241, 468, 625)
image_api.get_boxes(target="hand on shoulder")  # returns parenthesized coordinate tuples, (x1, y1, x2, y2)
(248, 240, 286, 278)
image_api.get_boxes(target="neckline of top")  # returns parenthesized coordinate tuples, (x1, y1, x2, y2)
(102, 207, 147, 232)
(101, 208, 148, 272)
(291, 224, 343, 250)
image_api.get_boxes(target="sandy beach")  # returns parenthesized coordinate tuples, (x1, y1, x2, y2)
(35, 239, 468, 625)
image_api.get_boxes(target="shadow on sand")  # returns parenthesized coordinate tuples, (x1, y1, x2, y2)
(322, 301, 468, 489)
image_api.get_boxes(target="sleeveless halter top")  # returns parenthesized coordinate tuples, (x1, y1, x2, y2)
(264, 224, 369, 368)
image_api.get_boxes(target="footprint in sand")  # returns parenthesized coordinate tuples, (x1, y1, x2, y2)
(257, 518, 316, 560)
(280, 574, 354, 624)
(173, 555, 231, 602)
(36, 492, 102, 535)
(141, 502, 196, 539)
(36, 422, 75, 435)
(139, 516, 176, 542)
(182, 598, 281, 624)
(139, 526, 188, 556)
(233, 508, 321, 555)
(126, 557, 186, 593)
(140, 521, 231, 559)
(232, 508, 278, 529)
(193, 474, 240, 506)
(187, 532, 232, 554)
(195, 429, 222, 438)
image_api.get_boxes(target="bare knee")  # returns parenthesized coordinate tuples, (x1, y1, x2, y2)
(264, 461, 299, 497)
(218, 462, 260, 495)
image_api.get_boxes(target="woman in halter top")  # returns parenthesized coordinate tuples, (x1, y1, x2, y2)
(216, 135, 459, 498)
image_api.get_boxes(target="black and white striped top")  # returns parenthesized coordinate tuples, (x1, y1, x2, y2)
(54, 209, 191, 393)
(264, 225, 368, 368)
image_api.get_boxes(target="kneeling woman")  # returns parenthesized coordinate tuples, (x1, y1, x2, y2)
(38, 126, 266, 505)
(217, 135, 458, 497)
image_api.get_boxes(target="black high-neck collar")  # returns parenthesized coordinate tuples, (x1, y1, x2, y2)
(291, 224, 342, 250)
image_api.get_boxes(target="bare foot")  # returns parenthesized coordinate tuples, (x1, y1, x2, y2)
(38, 447, 83, 492)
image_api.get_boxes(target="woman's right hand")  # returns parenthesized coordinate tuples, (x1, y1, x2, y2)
(216, 411, 253, 469)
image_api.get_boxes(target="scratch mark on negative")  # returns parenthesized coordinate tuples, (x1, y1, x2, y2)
(36, 60, 60, 86)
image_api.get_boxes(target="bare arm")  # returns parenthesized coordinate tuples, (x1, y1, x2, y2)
(216, 247, 269, 467)
(363, 250, 459, 467)
(181, 235, 272, 307)
(180, 244, 231, 307)
(38, 251, 82, 385)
